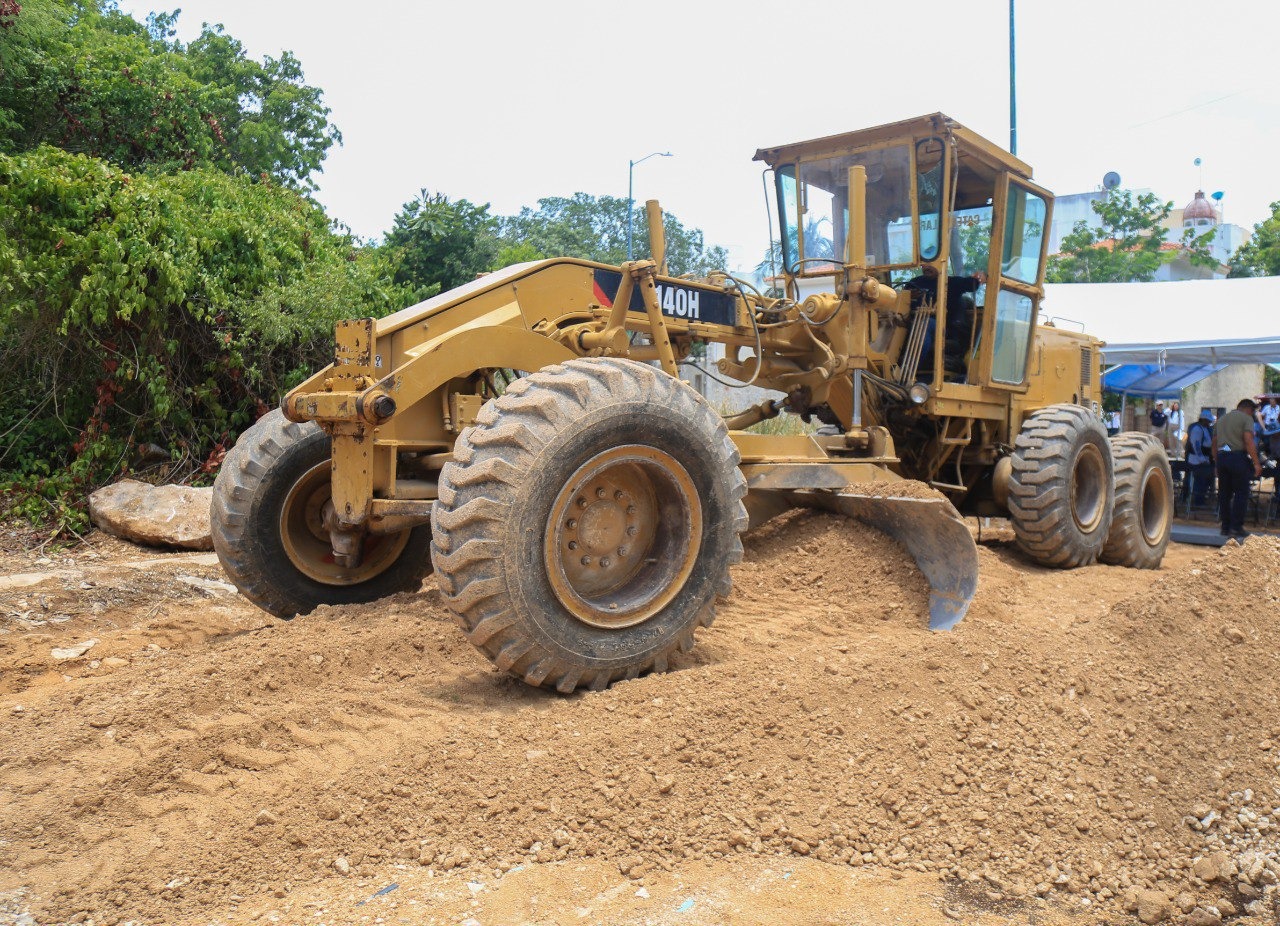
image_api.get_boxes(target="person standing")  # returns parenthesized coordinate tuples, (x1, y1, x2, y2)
(1184, 408, 1215, 507)
(1166, 400, 1185, 456)
(1258, 396, 1280, 457)
(1214, 398, 1263, 539)
(1149, 401, 1168, 447)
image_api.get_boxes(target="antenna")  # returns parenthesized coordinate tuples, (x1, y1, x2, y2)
(1102, 171, 1121, 191)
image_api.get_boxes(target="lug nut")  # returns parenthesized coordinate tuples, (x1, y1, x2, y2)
(581, 556, 592, 566)
(568, 541, 577, 550)
(567, 519, 576, 529)
(577, 498, 587, 508)
(614, 490, 624, 500)
(626, 505, 636, 515)
(626, 525, 638, 537)
(596, 487, 606, 498)
(600, 556, 611, 567)
(618, 546, 629, 557)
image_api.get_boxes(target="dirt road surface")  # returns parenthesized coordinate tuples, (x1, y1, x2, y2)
(2, 515, 1279, 926)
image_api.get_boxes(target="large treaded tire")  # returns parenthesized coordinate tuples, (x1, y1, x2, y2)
(430, 358, 748, 693)
(1100, 432, 1172, 569)
(212, 409, 434, 618)
(1007, 404, 1114, 569)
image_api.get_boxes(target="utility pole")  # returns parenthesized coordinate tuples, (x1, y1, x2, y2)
(1009, 0, 1017, 155)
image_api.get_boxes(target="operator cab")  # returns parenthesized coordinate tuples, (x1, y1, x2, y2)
(755, 113, 1052, 394)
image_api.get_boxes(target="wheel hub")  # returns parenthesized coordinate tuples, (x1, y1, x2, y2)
(545, 446, 701, 629)
(279, 461, 410, 585)
(1070, 443, 1107, 534)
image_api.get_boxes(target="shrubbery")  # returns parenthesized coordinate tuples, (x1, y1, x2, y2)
(0, 146, 406, 526)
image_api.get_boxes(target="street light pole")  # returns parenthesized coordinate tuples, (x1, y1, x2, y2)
(1009, 0, 1017, 155)
(627, 151, 672, 260)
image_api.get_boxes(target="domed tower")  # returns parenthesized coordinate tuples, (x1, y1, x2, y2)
(1182, 190, 1219, 229)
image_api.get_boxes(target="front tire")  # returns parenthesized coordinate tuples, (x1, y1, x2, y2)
(212, 410, 434, 617)
(1100, 433, 1172, 568)
(430, 358, 747, 693)
(1007, 404, 1114, 568)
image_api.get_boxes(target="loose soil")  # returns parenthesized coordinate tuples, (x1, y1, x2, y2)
(2, 514, 1279, 926)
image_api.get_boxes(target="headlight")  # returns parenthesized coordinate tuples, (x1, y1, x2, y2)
(908, 382, 930, 405)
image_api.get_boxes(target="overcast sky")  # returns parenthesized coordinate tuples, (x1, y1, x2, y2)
(118, 0, 1280, 273)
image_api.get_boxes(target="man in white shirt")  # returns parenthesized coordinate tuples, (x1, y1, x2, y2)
(1257, 397, 1280, 457)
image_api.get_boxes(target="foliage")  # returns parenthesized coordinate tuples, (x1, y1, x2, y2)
(1228, 200, 1280, 278)
(0, 0, 340, 187)
(383, 191, 499, 300)
(1047, 189, 1219, 283)
(0, 146, 406, 505)
(499, 193, 728, 276)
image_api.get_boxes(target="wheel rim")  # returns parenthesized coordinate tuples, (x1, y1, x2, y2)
(279, 461, 411, 586)
(1071, 443, 1108, 533)
(1139, 465, 1171, 545)
(545, 446, 702, 629)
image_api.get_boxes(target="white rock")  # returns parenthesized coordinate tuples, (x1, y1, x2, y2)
(52, 639, 99, 660)
(88, 479, 213, 551)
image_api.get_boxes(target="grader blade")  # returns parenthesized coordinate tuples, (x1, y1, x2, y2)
(791, 489, 978, 631)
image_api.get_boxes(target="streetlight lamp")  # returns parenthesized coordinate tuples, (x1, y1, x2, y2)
(628, 151, 672, 260)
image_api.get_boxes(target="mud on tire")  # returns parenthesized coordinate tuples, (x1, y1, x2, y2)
(212, 409, 434, 618)
(430, 358, 748, 693)
(1100, 432, 1172, 569)
(1007, 404, 1114, 569)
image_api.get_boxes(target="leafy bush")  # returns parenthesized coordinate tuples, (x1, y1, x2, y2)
(0, 145, 407, 507)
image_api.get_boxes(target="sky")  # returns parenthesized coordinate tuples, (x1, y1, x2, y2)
(117, 0, 1280, 273)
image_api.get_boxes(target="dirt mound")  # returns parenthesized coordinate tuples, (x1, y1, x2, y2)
(1, 517, 1279, 925)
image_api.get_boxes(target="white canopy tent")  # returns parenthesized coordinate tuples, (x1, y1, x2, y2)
(1038, 278, 1280, 399)
(1040, 277, 1280, 345)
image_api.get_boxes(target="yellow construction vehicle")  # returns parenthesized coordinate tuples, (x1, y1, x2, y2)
(212, 113, 1173, 692)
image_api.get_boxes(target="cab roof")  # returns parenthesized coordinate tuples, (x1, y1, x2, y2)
(752, 112, 1034, 181)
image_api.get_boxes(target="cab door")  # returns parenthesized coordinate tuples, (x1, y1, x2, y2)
(972, 175, 1053, 391)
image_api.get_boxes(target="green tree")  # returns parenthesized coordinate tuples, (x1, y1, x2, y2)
(0, 0, 340, 187)
(384, 191, 501, 300)
(1047, 189, 1218, 283)
(499, 193, 728, 276)
(0, 146, 406, 499)
(1228, 201, 1280, 278)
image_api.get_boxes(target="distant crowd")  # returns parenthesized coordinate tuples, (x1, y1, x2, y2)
(1132, 396, 1280, 539)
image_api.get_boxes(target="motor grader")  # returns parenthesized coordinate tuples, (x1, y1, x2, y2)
(212, 112, 1173, 693)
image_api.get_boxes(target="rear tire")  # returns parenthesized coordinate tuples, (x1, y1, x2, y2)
(1100, 433, 1172, 568)
(212, 409, 434, 618)
(430, 358, 747, 693)
(1007, 404, 1114, 568)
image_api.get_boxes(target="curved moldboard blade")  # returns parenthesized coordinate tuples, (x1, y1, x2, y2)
(788, 489, 978, 631)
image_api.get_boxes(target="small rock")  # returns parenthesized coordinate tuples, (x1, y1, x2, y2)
(254, 809, 279, 827)
(1215, 898, 1236, 917)
(656, 775, 674, 794)
(1222, 626, 1246, 644)
(52, 639, 99, 660)
(101, 657, 130, 669)
(1135, 889, 1173, 924)
(1186, 911, 1222, 926)
(87, 715, 115, 729)
(1193, 856, 1219, 882)
(1208, 851, 1237, 882)
(333, 856, 351, 875)
(635, 887, 650, 899)
(11, 705, 24, 714)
